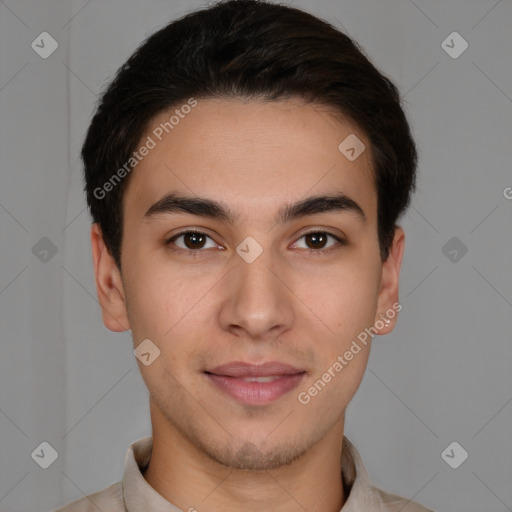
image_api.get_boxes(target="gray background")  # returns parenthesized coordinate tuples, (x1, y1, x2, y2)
(0, 1, 511, 511)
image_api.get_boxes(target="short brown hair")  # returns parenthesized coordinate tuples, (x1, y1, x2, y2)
(82, 0, 417, 269)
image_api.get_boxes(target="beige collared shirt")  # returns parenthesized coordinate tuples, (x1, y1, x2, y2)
(55, 436, 433, 512)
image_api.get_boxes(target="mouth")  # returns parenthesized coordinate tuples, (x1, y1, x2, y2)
(204, 361, 306, 405)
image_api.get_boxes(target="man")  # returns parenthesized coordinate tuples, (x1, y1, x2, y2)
(56, 0, 433, 510)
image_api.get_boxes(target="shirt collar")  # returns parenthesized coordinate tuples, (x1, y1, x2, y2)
(122, 435, 384, 512)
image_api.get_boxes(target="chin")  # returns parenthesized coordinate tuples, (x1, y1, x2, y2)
(208, 440, 309, 470)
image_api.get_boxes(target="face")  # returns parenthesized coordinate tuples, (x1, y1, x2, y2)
(91, 97, 404, 470)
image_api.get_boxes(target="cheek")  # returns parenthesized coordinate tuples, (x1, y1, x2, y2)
(123, 262, 218, 380)
(293, 255, 380, 408)
(297, 339, 371, 417)
(298, 257, 380, 338)
(123, 256, 207, 337)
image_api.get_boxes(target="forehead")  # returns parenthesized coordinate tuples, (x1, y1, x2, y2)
(122, 97, 376, 225)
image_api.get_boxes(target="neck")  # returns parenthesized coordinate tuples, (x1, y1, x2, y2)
(142, 403, 346, 512)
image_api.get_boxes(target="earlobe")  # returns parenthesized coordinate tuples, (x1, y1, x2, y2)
(374, 226, 405, 335)
(90, 223, 130, 332)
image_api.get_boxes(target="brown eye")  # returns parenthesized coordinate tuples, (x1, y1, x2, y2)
(181, 232, 207, 249)
(293, 231, 345, 253)
(304, 232, 329, 249)
(167, 231, 217, 251)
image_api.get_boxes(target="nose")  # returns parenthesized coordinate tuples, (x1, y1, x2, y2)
(218, 246, 295, 341)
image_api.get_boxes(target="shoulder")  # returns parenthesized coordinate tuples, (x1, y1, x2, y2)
(374, 486, 435, 512)
(54, 482, 124, 512)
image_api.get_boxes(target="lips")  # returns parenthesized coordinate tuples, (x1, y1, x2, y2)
(204, 361, 306, 405)
(207, 361, 304, 377)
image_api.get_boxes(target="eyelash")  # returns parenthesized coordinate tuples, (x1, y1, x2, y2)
(165, 229, 346, 258)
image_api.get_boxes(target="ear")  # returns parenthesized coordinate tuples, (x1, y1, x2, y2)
(90, 223, 130, 332)
(374, 226, 405, 335)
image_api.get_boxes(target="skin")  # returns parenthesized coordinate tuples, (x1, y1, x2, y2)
(91, 97, 404, 512)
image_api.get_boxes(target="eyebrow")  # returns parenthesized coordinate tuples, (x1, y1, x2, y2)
(143, 191, 366, 225)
